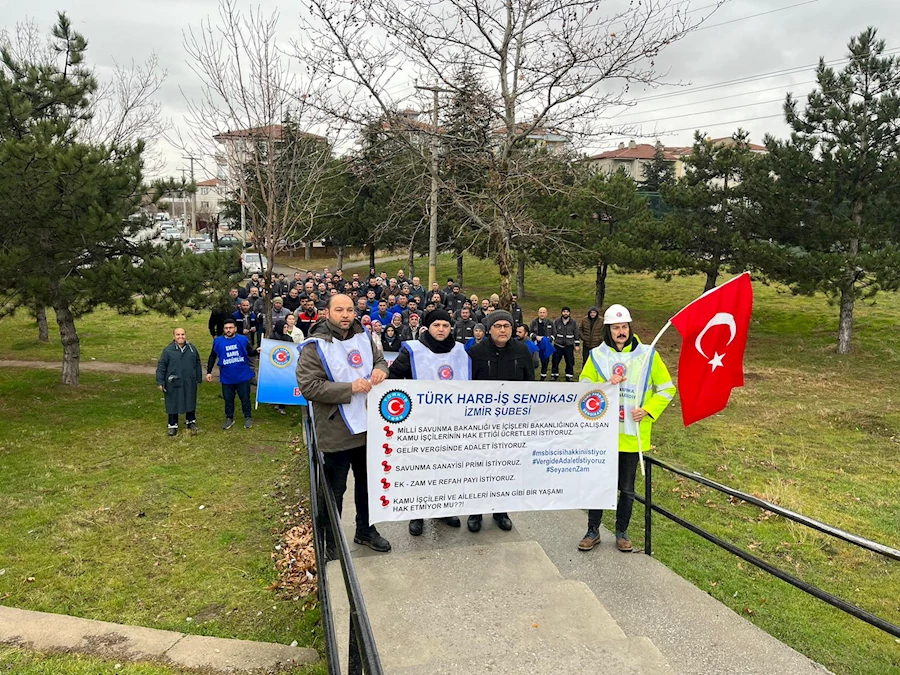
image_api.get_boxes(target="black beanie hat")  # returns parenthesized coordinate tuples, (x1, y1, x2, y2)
(424, 308, 452, 327)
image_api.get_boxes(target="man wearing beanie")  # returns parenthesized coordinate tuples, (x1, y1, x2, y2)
(466, 310, 535, 533)
(577, 304, 675, 553)
(551, 306, 580, 382)
(388, 308, 472, 537)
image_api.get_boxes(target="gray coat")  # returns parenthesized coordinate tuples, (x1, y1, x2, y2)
(296, 319, 388, 453)
(156, 341, 202, 415)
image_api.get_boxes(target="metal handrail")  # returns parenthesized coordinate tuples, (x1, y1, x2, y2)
(638, 455, 900, 640)
(302, 408, 384, 675)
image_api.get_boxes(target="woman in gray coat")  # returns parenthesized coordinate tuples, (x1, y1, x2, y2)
(156, 327, 203, 436)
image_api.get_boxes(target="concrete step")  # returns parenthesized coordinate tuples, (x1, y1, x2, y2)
(327, 540, 674, 674)
(386, 637, 674, 675)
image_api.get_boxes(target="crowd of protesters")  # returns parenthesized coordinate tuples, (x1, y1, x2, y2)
(158, 262, 674, 555)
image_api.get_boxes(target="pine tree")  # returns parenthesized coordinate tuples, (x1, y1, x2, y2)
(638, 143, 676, 192)
(0, 14, 238, 385)
(747, 28, 900, 354)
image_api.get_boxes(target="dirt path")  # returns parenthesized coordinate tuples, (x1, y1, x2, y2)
(0, 359, 157, 376)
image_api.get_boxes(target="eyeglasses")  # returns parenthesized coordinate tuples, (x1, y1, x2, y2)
(491, 323, 512, 330)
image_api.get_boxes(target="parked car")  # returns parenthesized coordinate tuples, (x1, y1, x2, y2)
(186, 236, 208, 251)
(217, 235, 243, 249)
(161, 228, 181, 242)
(193, 241, 216, 254)
(240, 252, 268, 275)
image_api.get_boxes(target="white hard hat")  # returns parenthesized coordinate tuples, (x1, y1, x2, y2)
(604, 304, 632, 324)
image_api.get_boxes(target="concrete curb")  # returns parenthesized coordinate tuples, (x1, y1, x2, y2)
(0, 605, 319, 673)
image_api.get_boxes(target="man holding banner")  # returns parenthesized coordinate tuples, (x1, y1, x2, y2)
(296, 294, 392, 555)
(578, 304, 676, 553)
(388, 308, 471, 537)
(466, 310, 536, 533)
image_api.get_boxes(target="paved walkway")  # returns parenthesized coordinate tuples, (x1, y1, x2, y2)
(0, 606, 318, 673)
(329, 475, 831, 675)
(0, 359, 157, 375)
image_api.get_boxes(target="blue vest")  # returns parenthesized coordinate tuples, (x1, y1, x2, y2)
(212, 335, 255, 384)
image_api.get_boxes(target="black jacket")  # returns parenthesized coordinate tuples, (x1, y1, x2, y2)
(510, 303, 525, 327)
(530, 317, 553, 340)
(469, 337, 535, 381)
(453, 318, 476, 343)
(388, 331, 457, 379)
(553, 317, 580, 347)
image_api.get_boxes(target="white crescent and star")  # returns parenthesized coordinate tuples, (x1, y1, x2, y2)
(695, 312, 737, 372)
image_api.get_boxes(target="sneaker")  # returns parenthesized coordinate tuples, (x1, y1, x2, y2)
(540, 373, 547, 381)
(578, 528, 601, 551)
(550, 374, 559, 382)
(187, 422, 198, 436)
(244, 418, 252, 429)
(167, 426, 178, 437)
(615, 531, 633, 553)
(565, 375, 574, 382)
(354, 528, 391, 552)
(222, 418, 235, 430)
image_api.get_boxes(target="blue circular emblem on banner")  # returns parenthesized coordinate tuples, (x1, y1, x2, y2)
(437, 364, 454, 380)
(380, 390, 412, 424)
(270, 347, 293, 369)
(347, 349, 364, 368)
(579, 390, 609, 420)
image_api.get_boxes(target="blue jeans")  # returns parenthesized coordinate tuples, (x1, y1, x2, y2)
(221, 380, 252, 419)
(588, 451, 640, 534)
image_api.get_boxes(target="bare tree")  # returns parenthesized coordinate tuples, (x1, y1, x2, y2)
(182, 0, 341, 336)
(297, 0, 721, 306)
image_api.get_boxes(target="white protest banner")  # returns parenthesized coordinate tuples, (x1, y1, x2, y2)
(366, 380, 619, 523)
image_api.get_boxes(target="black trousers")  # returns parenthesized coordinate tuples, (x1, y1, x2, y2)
(551, 344, 575, 378)
(167, 412, 196, 426)
(320, 446, 371, 546)
(221, 380, 252, 419)
(588, 451, 640, 534)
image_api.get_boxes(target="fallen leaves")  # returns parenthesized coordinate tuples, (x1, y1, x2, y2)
(272, 504, 318, 602)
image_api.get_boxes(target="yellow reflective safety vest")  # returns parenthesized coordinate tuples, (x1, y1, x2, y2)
(580, 338, 675, 453)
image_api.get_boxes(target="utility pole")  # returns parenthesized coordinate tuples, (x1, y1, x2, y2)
(415, 84, 452, 288)
(182, 155, 199, 237)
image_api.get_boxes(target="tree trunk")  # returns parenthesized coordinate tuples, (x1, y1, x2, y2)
(369, 243, 376, 270)
(36, 306, 50, 342)
(837, 283, 854, 354)
(516, 253, 526, 298)
(407, 235, 416, 278)
(336, 244, 345, 271)
(496, 230, 513, 310)
(595, 260, 608, 308)
(54, 301, 80, 386)
(704, 266, 719, 292)
(456, 246, 464, 289)
(305, 241, 312, 261)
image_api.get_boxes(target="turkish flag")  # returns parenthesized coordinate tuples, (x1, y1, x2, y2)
(670, 273, 753, 426)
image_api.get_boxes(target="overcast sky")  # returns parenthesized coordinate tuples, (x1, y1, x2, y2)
(2, 0, 898, 177)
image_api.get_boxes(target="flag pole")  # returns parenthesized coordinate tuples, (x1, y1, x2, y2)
(635, 321, 672, 476)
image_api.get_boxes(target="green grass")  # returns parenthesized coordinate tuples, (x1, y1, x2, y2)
(0, 646, 326, 675)
(1, 254, 898, 674)
(0, 369, 322, 673)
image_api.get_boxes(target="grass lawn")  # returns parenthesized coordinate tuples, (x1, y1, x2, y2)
(0, 368, 324, 674)
(1, 253, 898, 674)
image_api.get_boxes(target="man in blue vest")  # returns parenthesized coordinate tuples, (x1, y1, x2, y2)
(206, 318, 257, 430)
(388, 308, 472, 536)
(296, 294, 391, 556)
